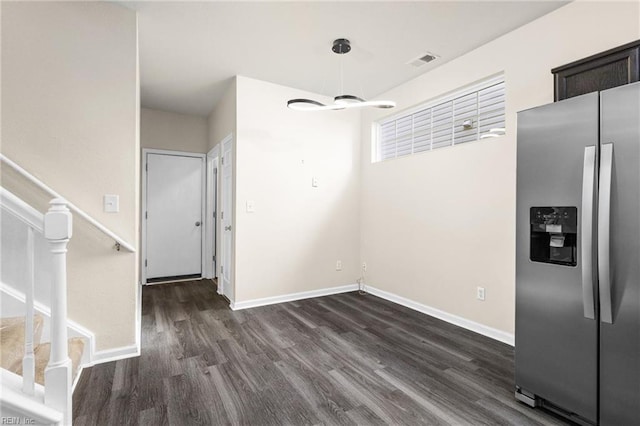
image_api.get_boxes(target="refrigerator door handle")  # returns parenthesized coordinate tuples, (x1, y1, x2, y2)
(581, 146, 596, 320)
(598, 143, 614, 324)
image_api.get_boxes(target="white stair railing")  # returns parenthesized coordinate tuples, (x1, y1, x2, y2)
(1, 188, 43, 400)
(0, 189, 74, 424)
(0, 154, 136, 423)
(43, 198, 73, 424)
(22, 226, 36, 396)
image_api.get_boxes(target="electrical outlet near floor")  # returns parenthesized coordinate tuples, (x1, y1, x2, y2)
(362, 262, 367, 272)
(477, 286, 486, 301)
(336, 260, 342, 271)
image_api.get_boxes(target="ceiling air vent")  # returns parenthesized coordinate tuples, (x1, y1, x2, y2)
(407, 52, 439, 68)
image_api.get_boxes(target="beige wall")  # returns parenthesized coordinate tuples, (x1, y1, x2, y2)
(1, 1, 140, 350)
(234, 76, 361, 302)
(207, 78, 237, 297)
(141, 107, 208, 153)
(359, 1, 640, 336)
(208, 78, 237, 151)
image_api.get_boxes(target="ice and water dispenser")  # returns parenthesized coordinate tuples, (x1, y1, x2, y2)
(530, 207, 577, 266)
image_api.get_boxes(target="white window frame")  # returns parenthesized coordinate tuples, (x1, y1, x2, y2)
(373, 73, 505, 163)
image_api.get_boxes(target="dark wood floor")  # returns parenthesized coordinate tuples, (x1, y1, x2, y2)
(73, 280, 568, 425)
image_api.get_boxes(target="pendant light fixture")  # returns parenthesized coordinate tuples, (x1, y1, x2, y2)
(287, 39, 396, 111)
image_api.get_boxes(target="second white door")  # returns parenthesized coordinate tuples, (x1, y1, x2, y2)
(221, 138, 233, 300)
(146, 152, 204, 280)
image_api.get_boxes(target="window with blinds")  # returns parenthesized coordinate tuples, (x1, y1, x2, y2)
(375, 76, 505, 162)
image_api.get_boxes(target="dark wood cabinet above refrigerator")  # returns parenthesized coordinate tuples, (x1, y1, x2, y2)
(552, 40, 640, 101)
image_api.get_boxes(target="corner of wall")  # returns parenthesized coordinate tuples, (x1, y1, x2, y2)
(357, 0, 640, 338)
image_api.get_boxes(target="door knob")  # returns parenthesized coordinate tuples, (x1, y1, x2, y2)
(225, 225, 232, 231)
(195, 221, 201, 227)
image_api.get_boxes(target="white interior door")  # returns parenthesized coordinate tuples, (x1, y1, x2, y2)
(146, 152, 204, 280)
(221, 139, 233, 300)
(205, 152, 218, 279)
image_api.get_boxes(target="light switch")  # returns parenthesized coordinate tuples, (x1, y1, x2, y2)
(246, 200, 255, 213)
(312, 177, 318, 187)
(104, 194, 119, 213)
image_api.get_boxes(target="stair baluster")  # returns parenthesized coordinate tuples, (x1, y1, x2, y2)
(22, 226, 36, 396)
(43, 198, 73, 425)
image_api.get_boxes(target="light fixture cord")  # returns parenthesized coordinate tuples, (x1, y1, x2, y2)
(340, 53, 344, 95)
(357, 75, 366, 100)
(319, 61, 327, 96)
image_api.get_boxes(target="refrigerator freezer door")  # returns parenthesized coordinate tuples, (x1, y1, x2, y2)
(516, 92, 599, 424)
(599, 81, 640, 426)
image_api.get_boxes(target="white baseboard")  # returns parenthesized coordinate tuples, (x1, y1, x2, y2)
(364, 285, 515, 346)
(90, 344, 140, 365)
(230, 284, 359, 311)
(227, 282, 513, 346)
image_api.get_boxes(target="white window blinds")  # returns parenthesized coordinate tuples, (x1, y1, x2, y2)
(376, 76, 505, 162)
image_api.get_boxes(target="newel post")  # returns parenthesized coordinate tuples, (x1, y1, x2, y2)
(44, 198, 72, 423)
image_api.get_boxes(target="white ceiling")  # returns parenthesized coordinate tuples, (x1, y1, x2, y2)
(124, 1, 569, 117)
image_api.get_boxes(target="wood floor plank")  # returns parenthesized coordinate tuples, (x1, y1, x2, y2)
(279, 347, 360, 412)
(279, 304, 318, 330)
(374, 367, 489, 425)
(210, 362, 281, 425)
(72, 362, 116, 424)
(138, 405, 168, 426)
(273, 360, 355, 426)
(344, 405, 386, 425)
(327, 368, 397, 424)
(74, 280, 569, 426)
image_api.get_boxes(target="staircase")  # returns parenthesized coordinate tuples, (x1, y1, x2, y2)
(0, 154, 137, 424)
(0, 190, 76, 424)
(1, 315, 85, 387)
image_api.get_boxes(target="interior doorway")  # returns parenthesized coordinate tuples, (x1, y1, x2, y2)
(142, 149, 206, 284)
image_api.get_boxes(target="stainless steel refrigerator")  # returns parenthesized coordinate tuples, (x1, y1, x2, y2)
(515, 81, 640, 425)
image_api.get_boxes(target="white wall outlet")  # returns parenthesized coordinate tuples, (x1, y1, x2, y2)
(477, 286, 486, 301)
(246, 200, 255, 213)
(103, 194, 119, 213)
(312, 177, 318, 187)
(362, 262, 367, 272)
(336, 260, 342, 271)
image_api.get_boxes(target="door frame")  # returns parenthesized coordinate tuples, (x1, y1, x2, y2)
(205, 145, 220, 281)
(141, 148, 206, 285)
(219, 134, 234, 301)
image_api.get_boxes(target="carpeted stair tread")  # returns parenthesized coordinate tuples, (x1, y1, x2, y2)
(13, 337, 85, 385)
(1, 314, 44, 373)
